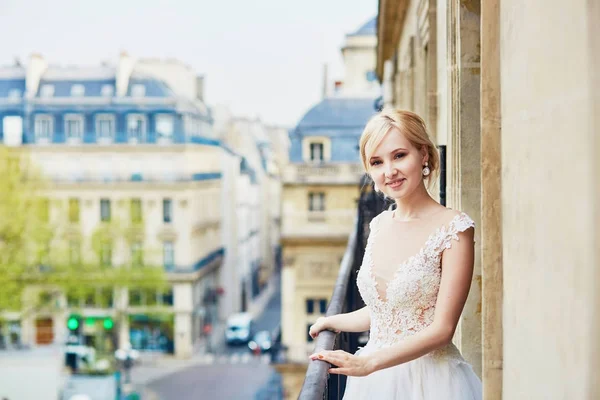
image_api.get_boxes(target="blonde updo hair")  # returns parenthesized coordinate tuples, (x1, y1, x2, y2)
(359, 108, 440, 188)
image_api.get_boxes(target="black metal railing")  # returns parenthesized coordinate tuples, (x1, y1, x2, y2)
(298, 178, 387, 400)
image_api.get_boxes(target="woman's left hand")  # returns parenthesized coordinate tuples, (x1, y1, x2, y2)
(309, 350, 375, 377)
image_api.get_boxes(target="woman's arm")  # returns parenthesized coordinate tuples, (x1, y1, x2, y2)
(309, 306, 370, 338)
(365, 227, 475, 373)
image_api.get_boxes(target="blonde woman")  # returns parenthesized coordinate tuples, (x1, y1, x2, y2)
(309, 109, 482, 399)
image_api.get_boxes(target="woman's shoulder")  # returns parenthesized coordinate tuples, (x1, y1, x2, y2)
(433, 208, 474, 227)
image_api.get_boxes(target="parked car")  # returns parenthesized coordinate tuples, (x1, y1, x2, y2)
(225, 313, 253, 345)
(248, 330, 272, 354)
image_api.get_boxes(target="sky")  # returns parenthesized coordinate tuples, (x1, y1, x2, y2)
(0, 0, 378, 127)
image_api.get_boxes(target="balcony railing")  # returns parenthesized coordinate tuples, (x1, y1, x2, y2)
(298, 179, 388, 400)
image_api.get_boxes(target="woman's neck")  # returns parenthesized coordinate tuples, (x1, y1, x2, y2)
(393, 182, 438, 221)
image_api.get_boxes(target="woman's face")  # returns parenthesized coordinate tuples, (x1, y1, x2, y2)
(368, 127, 427, 200)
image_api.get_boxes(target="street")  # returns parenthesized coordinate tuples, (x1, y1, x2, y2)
(137, 277, 283, 400)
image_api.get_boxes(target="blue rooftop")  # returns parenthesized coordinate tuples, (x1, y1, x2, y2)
(288, 97, 377, 163)
(0, 79, 25, 97)
(293, 97, 377, 136)
(349, 17, 376, 37)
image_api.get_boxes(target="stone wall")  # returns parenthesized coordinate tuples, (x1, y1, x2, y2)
(500, 1, 600, 398)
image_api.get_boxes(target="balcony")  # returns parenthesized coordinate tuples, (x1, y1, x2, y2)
(282, 163, 365, 185)
(281, 210, 356, 241)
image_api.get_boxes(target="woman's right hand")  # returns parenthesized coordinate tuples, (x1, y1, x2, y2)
(309, 316, 339, 339)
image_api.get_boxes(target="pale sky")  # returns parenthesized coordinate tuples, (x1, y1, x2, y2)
(0, 0, 377, 127)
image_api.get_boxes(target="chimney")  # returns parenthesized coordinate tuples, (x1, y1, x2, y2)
(196, 75, 204, 101)
(26, 53, 47, 99)
(116, 51, 136, 97)
(322, 64, 329, 99)
(334, 80, 344, 94)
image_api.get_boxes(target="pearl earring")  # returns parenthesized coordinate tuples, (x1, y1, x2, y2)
(422, 162, 430, 177)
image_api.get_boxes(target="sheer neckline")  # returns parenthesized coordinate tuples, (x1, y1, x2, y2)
(391, 207, 453, 223)
(367, 211, 466, 305)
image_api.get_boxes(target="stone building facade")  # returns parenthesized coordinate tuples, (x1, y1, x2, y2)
(377, 0, 600, 398)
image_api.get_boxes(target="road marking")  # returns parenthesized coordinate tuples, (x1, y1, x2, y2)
(231, 353, 241, 364)
(240, 353, 251, 364)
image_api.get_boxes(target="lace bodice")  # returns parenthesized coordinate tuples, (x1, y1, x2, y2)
(356, 210, 475, 361)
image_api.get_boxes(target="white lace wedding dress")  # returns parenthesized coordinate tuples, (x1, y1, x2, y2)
(343, 209, 482, 400)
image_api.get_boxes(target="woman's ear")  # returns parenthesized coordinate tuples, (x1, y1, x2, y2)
(420, 145, 429, 164)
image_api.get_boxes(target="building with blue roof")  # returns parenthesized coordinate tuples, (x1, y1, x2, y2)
(0, 54, 213, 147)
(278, 17, 380, 392)
(0, 53, 226, 359)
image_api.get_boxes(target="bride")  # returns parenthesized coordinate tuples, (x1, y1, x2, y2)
(308, 109, 482, 399)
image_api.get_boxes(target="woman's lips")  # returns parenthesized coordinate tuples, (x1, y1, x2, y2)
(386, 178, 406, 189)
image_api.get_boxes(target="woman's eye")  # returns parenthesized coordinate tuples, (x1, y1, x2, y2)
(394, 153, 406, 159)
(370, 160, 381, 166)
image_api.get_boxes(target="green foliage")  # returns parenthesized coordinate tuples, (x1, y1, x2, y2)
(0, 147, 165, 314)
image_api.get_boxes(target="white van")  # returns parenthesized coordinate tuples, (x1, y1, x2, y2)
(225, 313, 253, 345)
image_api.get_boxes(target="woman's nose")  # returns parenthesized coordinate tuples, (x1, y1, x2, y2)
(384, 164, 397, 178)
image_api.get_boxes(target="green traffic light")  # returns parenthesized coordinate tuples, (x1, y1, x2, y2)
(103, 318, 114, 330)
(67, 317, 79, 330)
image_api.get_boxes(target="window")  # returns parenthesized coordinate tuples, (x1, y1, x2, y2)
(96, 114, 115, 141)
(309, 142, 324, 162)
(160, 288, 174, 306)
(101, 85, 114, 97)
(131, 242, 143, 267)
(67, 291, 80, 308)
(8, 89, 21, 100)
(100, 199, 111, 222)
(70, 84, 85, 97)
(163, 241, 174, 269)
(308, 192, 325, 212)
(98, 288, 114, 308)
(129, 289, 143, 306)
(34, 115, 53, 141)
(128, 289, 164, 307)
(64, 114, 84, 141)
(127, 114, 146, 142)
(155, 114, 174, 140)
(319, 299, 328, 314)
(85, 290, 96, 307)
(130, 198, 142, 223)
(40, 84, 54, 98)
(131, 84, 146, 97)
(68, 198, 80, 223)
(306, 299, 314, 314)
(100, 243, 112, 267)
(163, 199, 172, 223)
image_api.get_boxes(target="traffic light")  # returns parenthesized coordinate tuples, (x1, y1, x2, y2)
(67, 315, 80, 331)
(103, 318, 114, 330)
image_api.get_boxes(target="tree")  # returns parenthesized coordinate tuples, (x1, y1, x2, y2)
(0, 146, 165, 322)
